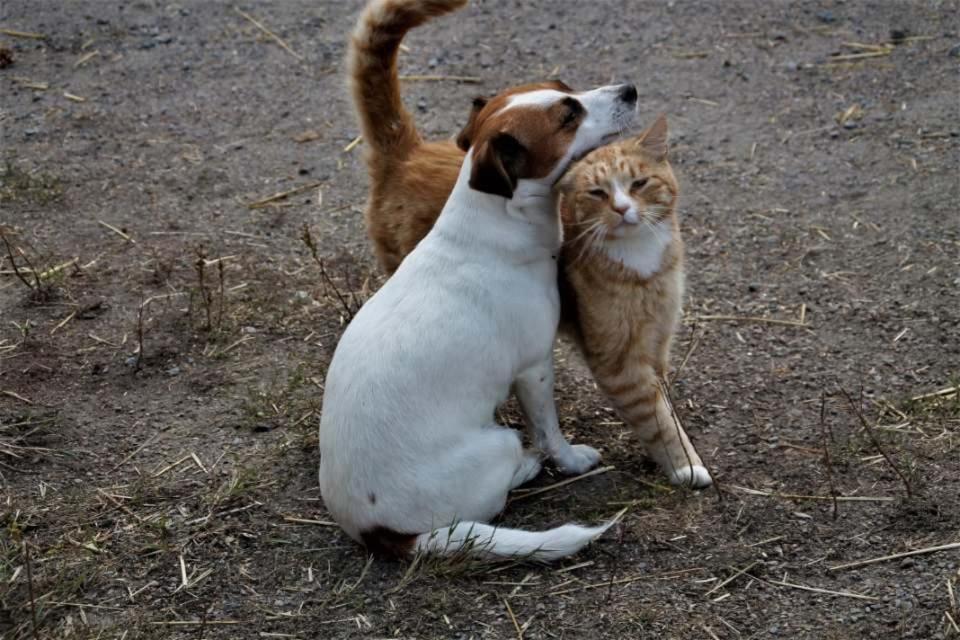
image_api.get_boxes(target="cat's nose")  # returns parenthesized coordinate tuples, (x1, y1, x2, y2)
(612, 202, 630, 216)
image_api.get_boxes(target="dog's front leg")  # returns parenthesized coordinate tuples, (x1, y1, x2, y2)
(515, 359, 601, 475)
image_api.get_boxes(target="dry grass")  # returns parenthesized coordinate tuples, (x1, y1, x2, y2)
(2, 2, 957, 637)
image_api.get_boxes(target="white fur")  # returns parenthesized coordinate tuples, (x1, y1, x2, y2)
(319, 85, 634, 560)
(603, 218, 673, 279)
(668, 465, 713, 489)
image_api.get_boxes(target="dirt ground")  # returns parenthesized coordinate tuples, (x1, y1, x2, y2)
(1, 1, 959, 638)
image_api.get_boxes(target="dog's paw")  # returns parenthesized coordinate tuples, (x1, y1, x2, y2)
(668, 465, 712, 489)
(555, 444, 601, 476)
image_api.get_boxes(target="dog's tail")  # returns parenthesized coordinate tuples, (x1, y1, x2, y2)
(363, 510, 624, 561)
(348, 0, 467, 162)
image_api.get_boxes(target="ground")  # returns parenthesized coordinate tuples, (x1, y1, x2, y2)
(1, 1, 959, 638)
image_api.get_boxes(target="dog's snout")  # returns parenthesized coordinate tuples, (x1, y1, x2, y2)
(618, 84, 638, 104)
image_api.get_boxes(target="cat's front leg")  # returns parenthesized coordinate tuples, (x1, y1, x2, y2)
(514, 359, 601, 475)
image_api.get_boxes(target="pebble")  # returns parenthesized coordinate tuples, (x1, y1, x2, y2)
(815, 11, 835, 23)
(166, 366, 180, 376)
(948, 43, 960, 57)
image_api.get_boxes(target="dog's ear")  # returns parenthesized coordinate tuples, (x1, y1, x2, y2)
(469, 132, 527, 199)
(547, 79, 574, 92)
(456, 96, 489, 151)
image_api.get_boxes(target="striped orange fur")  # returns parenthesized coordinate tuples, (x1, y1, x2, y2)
(558, 116, 711, 488)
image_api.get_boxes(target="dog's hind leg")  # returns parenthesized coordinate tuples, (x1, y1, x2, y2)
(515, 358, 601, 475)
(510, 449, 543, 489)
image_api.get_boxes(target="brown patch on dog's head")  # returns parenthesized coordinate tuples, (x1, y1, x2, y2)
(456, 82, 591, 199)
(456, 80, 574, 151)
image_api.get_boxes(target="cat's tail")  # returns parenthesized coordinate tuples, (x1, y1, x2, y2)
(362, 510, 624, 561)
(348, 0, 467, 163)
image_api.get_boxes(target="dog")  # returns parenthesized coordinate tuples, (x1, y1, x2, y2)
(320, 40, 638, 558)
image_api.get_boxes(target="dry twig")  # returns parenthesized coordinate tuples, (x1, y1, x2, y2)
(509, 465, 614, 502)
(820, 391, 839, 520)
(840, 387, 914, 498)
(234, 7, 302, 60)
(829, 542, 960, 571)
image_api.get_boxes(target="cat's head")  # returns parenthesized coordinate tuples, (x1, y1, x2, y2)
(558, 115, 677, 242)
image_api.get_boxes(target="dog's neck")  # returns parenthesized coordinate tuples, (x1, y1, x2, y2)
(434, 155, 563, 257)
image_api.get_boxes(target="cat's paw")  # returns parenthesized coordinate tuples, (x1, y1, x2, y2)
(555, 444, 601, 476)
(669, 465, 712, 489)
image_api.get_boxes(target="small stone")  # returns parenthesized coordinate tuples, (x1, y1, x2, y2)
(815, 11, 835, 23)
(948, 43, 960, 57)
(784, 61, 798, 72)
(154, 34, 173, 44)
(166, 366, 180, 376)
(24, 127, 39, 136)
(889, 29, 908, 45)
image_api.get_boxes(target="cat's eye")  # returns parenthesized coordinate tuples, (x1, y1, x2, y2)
(588, 188, 608, 200)
(631, 178, 649, 190)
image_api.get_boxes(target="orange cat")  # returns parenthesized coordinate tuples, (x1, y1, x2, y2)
(557, 115, 710, 488)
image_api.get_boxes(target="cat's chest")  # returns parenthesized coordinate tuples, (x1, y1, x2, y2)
(600, 222, 674, 279)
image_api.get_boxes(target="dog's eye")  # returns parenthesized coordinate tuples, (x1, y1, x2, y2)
(588, 188, 608, 200)
(631, 178, 649, 190)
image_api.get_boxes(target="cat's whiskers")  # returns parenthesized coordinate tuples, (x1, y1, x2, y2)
(569, 222, 607, 266)
(586, 223, 608, 257)
(567, 219, 606, 247)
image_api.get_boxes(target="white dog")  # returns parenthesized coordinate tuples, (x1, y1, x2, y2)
(319, 83, 638, 560)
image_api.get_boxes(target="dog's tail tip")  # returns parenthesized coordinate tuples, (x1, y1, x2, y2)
(413, 514, 622, 562)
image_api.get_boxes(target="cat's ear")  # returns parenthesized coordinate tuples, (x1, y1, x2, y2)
(456, 96, 490, 151)
(636, 114, 669, 161)
(469, 131, 527, 199)
(555, 165, 576, 192)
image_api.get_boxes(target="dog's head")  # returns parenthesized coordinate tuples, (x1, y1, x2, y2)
(455, 81, 637, 199)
